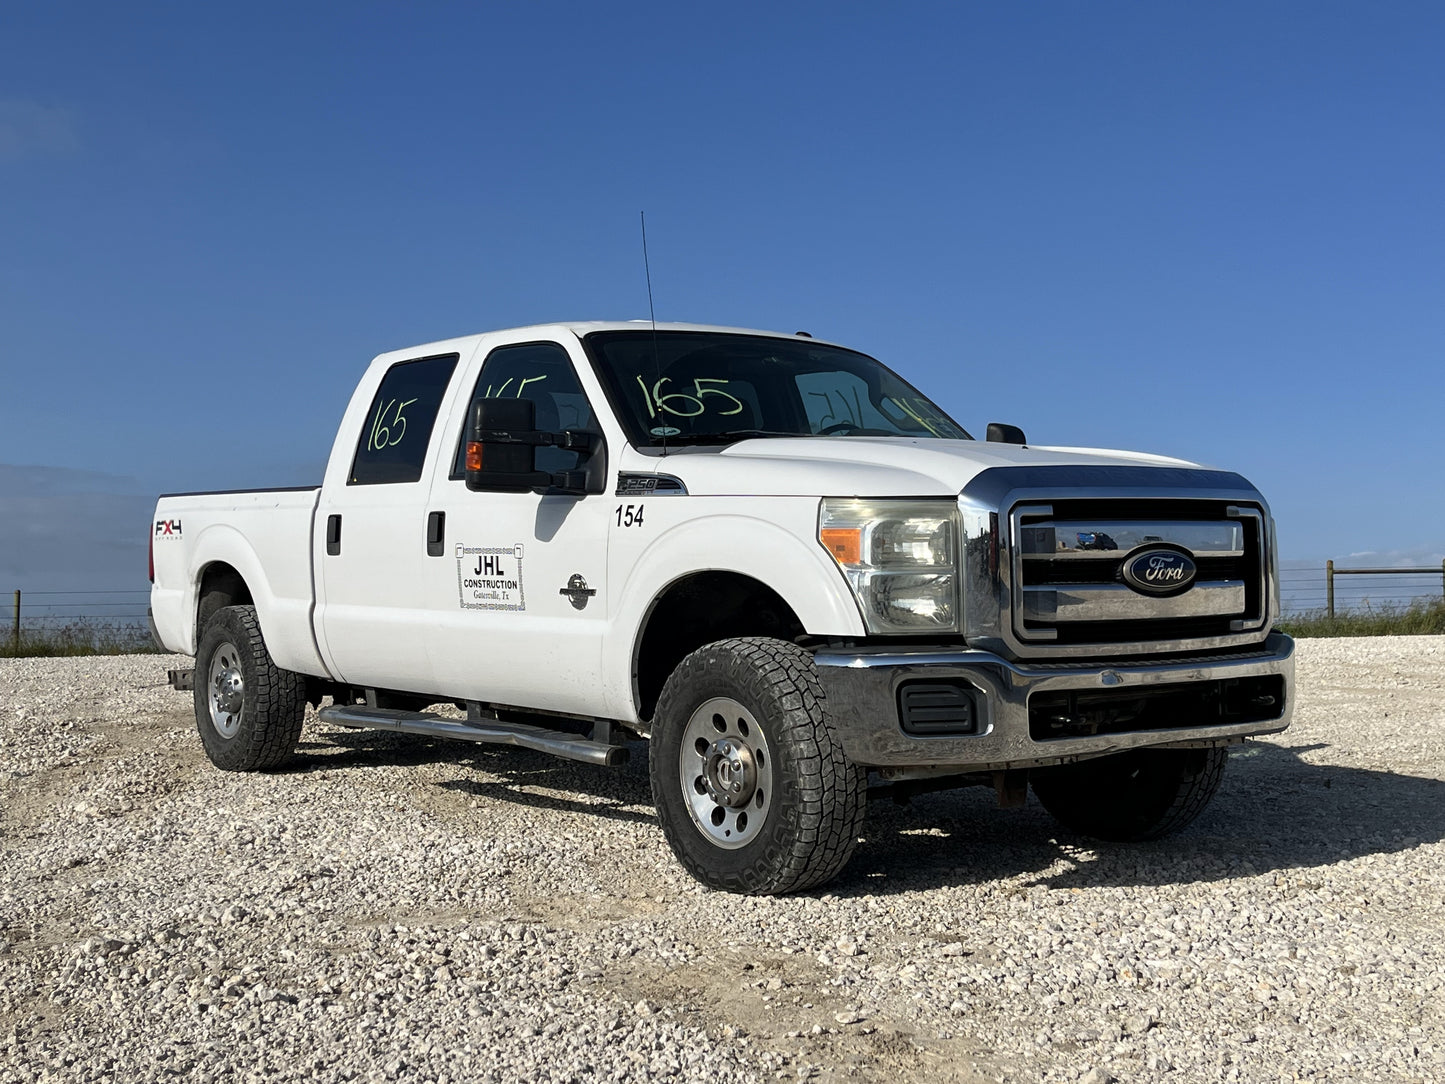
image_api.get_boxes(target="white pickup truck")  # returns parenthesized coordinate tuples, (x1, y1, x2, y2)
(150, 321, 1294, 894)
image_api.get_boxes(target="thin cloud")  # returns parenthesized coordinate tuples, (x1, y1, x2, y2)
(0, 99, 79, 161)
(1344, 547, 1445, 567)
(0, 464, 150, 592)
(0, 463, 139, 497)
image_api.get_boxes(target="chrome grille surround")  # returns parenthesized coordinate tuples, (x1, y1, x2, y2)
(959, 465, 1280, 660)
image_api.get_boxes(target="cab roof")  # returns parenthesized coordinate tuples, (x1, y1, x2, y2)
(375, 321, 844, 364)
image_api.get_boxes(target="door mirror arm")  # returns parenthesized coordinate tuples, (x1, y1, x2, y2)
(553, 431, 608, 495)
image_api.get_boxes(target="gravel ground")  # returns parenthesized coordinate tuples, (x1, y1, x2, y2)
(1, 636, 1442, 1083)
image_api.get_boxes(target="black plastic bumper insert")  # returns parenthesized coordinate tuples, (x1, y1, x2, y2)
(898, 682, 981, 736)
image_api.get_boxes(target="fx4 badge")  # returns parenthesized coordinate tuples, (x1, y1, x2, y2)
(560, 574, 596, 610)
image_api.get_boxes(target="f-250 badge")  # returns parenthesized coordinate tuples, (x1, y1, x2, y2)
(560, 574, 596, 610)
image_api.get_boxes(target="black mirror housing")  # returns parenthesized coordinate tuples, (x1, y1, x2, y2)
(986, 422, 1027, 445)
(465, 399, 551, 492)
(465, 399, 608, 495)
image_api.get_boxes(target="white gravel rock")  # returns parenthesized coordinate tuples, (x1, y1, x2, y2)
(1, 637, 1443, 1082)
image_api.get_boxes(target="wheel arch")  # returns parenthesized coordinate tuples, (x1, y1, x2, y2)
(195, 560, 253, 642)
(608, 509, 866, 724)
(631, 570, 806, 724)
(183, 523, 269, 652)
(183, 523, 325, 675)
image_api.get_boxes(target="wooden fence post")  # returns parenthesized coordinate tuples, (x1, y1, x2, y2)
(11, 590, 18, 652)
(1326, 561, 1335, 619)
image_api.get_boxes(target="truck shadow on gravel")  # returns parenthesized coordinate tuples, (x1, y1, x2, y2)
(836, 742, 1445, 895)
(431, 761, 659, 825)
(290, 729, 660, 823)
(288, 732, 466, 770)
(294, 731, 1445, 896)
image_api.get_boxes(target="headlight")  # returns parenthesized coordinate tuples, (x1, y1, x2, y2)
(818, 498, 960, 634)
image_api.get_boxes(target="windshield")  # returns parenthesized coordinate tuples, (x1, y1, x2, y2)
(582, 331, 970, 448)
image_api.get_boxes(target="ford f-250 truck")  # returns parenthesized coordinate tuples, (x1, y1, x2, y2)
(150, 321, 1294, 894)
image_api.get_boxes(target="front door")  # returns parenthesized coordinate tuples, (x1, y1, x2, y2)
(421, 341, 612, 716)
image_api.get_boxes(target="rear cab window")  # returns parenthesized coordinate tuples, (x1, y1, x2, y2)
(349, 354, 460, 485)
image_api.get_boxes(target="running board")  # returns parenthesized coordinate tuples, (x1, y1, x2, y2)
(315, 705, 628, 767)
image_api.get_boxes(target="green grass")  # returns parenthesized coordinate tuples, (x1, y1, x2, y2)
(1278, 597, 1445, 638)
(0, 619, 163, 658)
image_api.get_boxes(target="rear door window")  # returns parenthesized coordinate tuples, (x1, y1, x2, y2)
(348, 354, 459, 485)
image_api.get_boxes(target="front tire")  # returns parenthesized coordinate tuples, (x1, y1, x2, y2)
(649, 637, 866, 895)
(193, 605, 305, 771)
(1030, 746, 1228, 841)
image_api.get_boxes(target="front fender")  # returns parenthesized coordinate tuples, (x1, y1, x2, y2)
(601, 499, 865, 718)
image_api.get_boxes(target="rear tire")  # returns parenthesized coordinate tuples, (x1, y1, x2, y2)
(1030, 746, 1228, 841)
(193, 605, 305, 771)
(649, 637, 866, 895)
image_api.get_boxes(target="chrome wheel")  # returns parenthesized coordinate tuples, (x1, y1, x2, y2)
(207, 640, 245, 739)
(679, 695, 774, 849)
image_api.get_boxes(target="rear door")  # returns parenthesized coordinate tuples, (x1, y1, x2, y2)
(315, 351, 462, 691)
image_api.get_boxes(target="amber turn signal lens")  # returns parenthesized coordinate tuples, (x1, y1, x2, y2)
(820, 527, 862, 566)
(465, 442, 483, 472)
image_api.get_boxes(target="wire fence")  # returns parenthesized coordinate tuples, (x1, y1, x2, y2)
(1279, 564, 1445, 615)
(6, 589, 154, 654)
(10, 590, 152, 625)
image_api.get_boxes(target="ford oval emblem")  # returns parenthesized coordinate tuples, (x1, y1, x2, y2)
(1121, 546, 1198, 596)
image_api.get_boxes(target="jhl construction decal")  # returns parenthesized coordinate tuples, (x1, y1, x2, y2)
(456, 543, 525, 612)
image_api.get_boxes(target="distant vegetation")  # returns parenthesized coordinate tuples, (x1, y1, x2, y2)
(1279, 598, 1445, 638)
(1, 619, 162, 658)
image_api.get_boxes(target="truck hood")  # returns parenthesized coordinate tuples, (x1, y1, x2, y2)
(634, 437, 1219, 498)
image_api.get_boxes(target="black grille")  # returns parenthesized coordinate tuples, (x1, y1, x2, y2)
(1028, 675, 1286, 741)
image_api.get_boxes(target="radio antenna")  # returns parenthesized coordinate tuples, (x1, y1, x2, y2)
(640, 210, 667, 457)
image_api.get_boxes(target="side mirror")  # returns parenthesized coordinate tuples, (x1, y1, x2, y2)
(986, 422, 1027, 445)
(465, 399, 608, 495)
(465, 399, 551, 492)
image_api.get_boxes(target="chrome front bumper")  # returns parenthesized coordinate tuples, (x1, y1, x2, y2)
(814, 632, 1294, 770)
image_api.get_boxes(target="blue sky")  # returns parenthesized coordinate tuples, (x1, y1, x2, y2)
(2, 2, 1443, 596)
